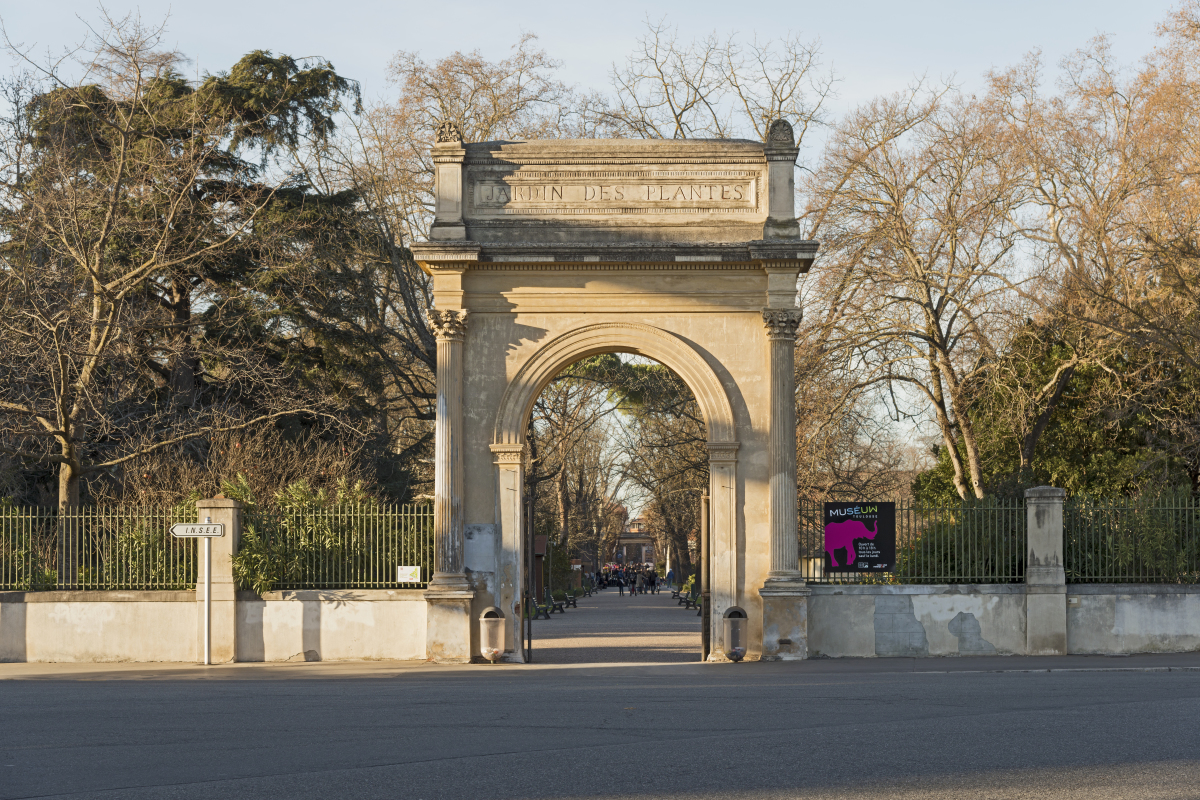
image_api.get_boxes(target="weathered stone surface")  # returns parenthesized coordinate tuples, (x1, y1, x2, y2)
(413, 129, 817, 662)
(423, 138, 803, 245)
(874, 595, 931, 657)
(948, 612, 998, 654)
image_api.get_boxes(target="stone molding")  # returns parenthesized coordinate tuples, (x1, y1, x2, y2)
(430, 309, 468, 341)
(705, 441, 741, 463)
(1026, 486, 1067, 503)
(489, 443, 527, 466)
(759, 583, 811, 596)
(494, 322, 738, 446)
(762, 309, 803, 339)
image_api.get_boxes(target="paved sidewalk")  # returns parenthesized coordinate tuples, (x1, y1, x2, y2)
(528, 584, 701, 663)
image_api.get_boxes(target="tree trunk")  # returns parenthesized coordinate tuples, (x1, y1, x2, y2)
(555, 468, 570, 546)
(168, 279, 199, 409)
(927, 351, 972, 500)
(1019, 363, 1076, 475)
(57, 452, 80, 589)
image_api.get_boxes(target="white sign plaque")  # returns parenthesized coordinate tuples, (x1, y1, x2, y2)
(396, 566, 422, 583)
(170, 523, 225, 538)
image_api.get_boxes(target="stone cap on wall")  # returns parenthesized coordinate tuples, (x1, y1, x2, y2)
(196, 498, 243, 509)
(1024, 487, 1066, 502)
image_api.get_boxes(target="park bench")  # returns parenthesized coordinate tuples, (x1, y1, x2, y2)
(547, 595, 567, 614)
(529, 598, 552, 620)
(565, 594, 579, 609)
(682, 590, 701, 610)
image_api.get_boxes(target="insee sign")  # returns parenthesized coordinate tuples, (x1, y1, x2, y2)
(170, 523, 226, 538)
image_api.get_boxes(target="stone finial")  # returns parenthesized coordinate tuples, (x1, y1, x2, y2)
(762, 309, 803, 339)
(435, 120, 464, 144)
(429, 309, 469, 340)
(767, 118, 795, 147)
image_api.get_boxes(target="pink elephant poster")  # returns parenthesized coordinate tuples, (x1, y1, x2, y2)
(823, 502, 896, 572)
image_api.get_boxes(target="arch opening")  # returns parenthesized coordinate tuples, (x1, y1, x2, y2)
(491, 322, 740, 665)
(518, 349, 709, 664)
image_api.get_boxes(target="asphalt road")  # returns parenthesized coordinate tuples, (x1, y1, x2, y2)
(2, 589, 1199, 799)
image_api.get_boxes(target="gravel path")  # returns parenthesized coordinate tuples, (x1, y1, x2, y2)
(528, 583, 701, 663)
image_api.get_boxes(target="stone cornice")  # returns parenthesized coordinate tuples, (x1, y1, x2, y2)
(412, 240, 817, 273)
(706, 441, 741, 463)
(489, 443, 527, 466)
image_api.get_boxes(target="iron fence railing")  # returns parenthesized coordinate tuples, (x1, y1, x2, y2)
(1065, 496, 1200, 583)
(799, 498, 1026, 584)
(0, 506, 196, 591)
(242, 504, 434, 590)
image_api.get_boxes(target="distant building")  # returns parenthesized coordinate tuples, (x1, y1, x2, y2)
(614, 518, 655, 566)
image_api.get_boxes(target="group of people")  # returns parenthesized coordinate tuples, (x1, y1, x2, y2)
(594, 564, 664, 596)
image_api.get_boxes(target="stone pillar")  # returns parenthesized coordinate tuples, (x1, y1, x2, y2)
(426, 309, 473, 663)
(759, 309, 809, 660)
(429, 121, 467, 241)
(1025, 486, 1067, 656)
(763, 309, 803, 582)
(491, 443, 526, 663)
(763, 119, 802, 239)
(196, 498, 242, 663)
(706, 442, 739, 660)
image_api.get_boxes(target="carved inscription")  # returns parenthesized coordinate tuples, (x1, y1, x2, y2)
(474, 180, 755, 210)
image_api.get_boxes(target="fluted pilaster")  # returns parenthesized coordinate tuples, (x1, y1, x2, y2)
(763, 309, 803, 582)
(429, 309, 469, 590)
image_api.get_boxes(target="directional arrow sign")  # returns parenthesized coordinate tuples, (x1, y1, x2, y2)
(170, 523, 225, 538)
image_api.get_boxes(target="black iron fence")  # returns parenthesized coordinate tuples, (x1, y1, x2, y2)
(239, 503, 434, 593)
(0, 505, 196, 591)
(1065, 496, 1200, 583)
(798, 498, 1026, 584)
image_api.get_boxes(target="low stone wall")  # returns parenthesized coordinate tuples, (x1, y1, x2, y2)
(237, 590, 427, 662)
(1067, 585, 1200, 655)
(0, 591, 197, 663)
(0, 590, 428, 663)
(809, 585, 1028, 658)
(808, 584, 1200, 658)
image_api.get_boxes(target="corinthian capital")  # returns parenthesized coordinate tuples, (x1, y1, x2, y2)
(762, 309, 803, 340)
(430, 309, 468, 341)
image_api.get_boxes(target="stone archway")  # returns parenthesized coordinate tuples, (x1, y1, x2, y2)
(412, 125, 818, 663)
(489, 321, 740, 662)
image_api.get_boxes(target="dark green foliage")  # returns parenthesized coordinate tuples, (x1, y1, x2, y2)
(913, 320, 1197, 504)
(226, 475, 433, 595)
(1065, 490, 1200, 583)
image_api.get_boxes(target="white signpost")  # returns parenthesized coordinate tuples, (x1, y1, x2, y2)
(171, 520, 225, 665)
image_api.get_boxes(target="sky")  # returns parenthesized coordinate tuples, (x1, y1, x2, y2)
(1, 0, 1180, 119)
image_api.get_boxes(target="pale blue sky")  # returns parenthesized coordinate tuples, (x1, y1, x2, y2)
(1, 1, 1180, 117)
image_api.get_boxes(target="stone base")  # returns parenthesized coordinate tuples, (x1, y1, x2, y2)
(759, 581, 810, 661)
(197, 589, 237, 664)
(1027, 588, 1067, 655)
(425, 588, 475, 663)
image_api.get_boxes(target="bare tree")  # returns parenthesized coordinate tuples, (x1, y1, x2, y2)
(606, 20, 833, 143)
(802, 88, 1030, 499)
(0, 16, 354, 508)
